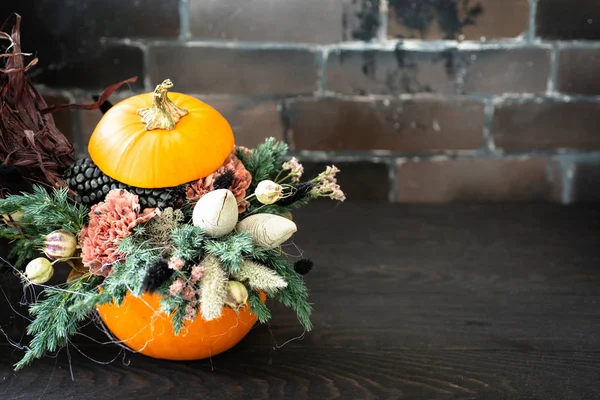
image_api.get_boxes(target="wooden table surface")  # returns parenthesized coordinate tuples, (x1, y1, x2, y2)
(1, 202, 599, 399)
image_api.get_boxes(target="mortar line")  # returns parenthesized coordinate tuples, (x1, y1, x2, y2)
(178, 0, 191, 40)
(318, 49, 329, 96)
(141, 43, 152, 91)
(483, 98, 496, 153)
(377, 0, 389, 42)
(561, 159, 575, 204)
(104, 37, 554, 51)
(387, 157, 397, 203)
(547, 43, 559, 94)
(528, 0, 538, 42)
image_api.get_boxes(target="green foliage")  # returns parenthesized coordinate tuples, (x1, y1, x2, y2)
(237, 137, 288, 193)
(0, 185, 88, 233)
(203, 232, 254, 273)
(249, 249, 313, 331)
(14, 275, 101, 370)
(160, 295, 189, 335)
(0, 185, 89, 267)
(171, 224, 205, 262)
(248, 291, 271, 323)
(4, 228, 43, 268)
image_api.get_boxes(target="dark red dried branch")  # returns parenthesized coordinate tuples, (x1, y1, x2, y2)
(0, 14, 138, 196)
(0, 14, 74, 193)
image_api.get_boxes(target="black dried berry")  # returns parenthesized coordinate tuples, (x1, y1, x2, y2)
(294, 259, 313, 275)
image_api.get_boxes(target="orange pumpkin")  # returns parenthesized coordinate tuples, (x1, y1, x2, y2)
(88, 79, 234, 188)
(96, 291, 266, 360)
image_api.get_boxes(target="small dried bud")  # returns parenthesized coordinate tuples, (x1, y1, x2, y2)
(224, 281, 248, 311)
(25, 257, 54, 285)
(255, 180, 283, 205)
(44, 229, 77, 259)
(1, 211, 24, 224)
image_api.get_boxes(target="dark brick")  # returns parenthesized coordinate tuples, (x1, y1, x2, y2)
(189, 0, 379, 43)
(388, 0, 529, 40)
(197, 97, 285, 148)
(35, 45, 144, 90)
(536, 0, 600, 40)
(460, 48, 550, 95)
(285, 97, 485, 152)
(395, 157, 562, 203)
(556, 48, 600, 96)
(572, 161, 600, 202)
(1, 0, 180, 40)
(1, 2, 172, 90)
(493, 101, 600, 151)
(301, 161, 390, 202)
(150, 46, 319, 95)
(326, 48, 550, 96)
(327, 49, 452, 95)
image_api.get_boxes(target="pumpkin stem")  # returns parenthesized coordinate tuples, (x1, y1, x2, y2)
(137, 79, 188, 130)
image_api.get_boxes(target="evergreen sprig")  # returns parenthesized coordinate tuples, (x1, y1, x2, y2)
(237, 137, 288, 193)
(160, 295, 189, 335)
(171, 224, 205, 262)
(0, 185, 89, 267)
(0, 185, 88, 233)
(248, 291, 271, 323)
(203, 231, 254, 273)
(14, 275, 101, 370)
(250, 249, 313, 331)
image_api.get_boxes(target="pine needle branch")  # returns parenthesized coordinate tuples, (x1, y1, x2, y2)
(249, 249, 313, 331)
(171, 224, 205, 263)
(0, 185, 89, 267)
(203, 232, 254, 273)
(248, 291, 271, 323)
(237, 137, 288, 193)
(14, 275, 101, 370)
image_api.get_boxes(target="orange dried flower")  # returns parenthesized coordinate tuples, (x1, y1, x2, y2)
(186, 151, 252, 212)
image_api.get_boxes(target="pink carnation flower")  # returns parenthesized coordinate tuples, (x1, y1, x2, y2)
(79, 189, 157, 277)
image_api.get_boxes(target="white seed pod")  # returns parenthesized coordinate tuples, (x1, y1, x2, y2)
(254, 180, 283, 205)
(224, 281, 249, 311)
(236, 214, 297, 249)
(192, 189, 239, 238)
(24, 257, 54, 285)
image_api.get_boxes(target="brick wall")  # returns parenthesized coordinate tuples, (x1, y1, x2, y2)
(2, 0, 600, 203)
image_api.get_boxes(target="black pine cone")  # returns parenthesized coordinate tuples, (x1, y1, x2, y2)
(64, 157, 186, 209)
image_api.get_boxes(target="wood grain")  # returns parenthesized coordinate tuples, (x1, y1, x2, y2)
(1, 203, 599, 399)
(0, 347, 598, 399)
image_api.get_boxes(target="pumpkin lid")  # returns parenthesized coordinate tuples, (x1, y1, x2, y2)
(87, 79, 235, 189)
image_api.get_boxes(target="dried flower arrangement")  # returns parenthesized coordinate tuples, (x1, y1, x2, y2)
(0, 16, 345, 370)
